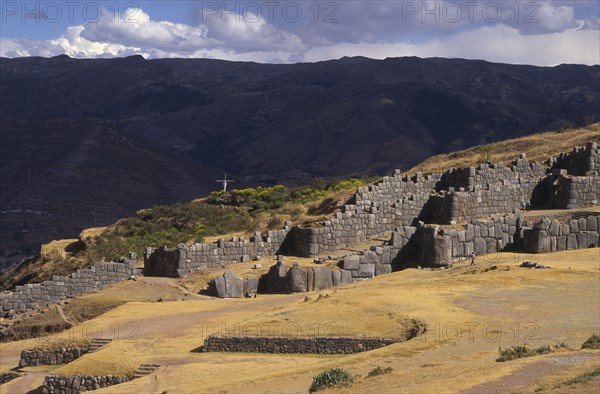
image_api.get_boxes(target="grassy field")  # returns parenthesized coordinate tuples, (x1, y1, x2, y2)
(0, 248, 598, 393)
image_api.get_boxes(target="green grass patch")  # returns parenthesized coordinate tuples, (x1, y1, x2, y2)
(497, 343, 570, 362)
(309, 367, 353, 392)
(556, 367, 600, 388)
(367, 366, 393, 377)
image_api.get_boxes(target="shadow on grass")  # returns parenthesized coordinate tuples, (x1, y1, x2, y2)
(190, 345, 205, 353)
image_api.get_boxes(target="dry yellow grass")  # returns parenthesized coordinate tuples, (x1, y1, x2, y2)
(407, 123, 600, 175)
(39, 239, 79, 259)
(1, 248, 598, 393)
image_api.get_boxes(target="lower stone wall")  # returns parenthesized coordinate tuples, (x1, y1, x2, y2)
(522, 213, 600, 253)
(19, 347, 88, 368)
(203, 336, 400, 354)
(0, 371, 22, 384)
(0, 259, 138, 314)
(43, 374, 130, 393)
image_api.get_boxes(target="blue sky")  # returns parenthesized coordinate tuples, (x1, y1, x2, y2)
(1, 1, 599, 65)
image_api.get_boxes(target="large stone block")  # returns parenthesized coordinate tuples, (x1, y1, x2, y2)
(339, 270, 353, 285)
(286, 265, 308, 292)
(312, 267, 334, 290)
(567, 234, 578, 250)
(358, 263, 376, 278)
(473, 238, 487, 256)
(569, 219, 579, 233)
(548, 219, 561, 236)
(244, 277, 259, 295)
(332, 270, 341, 286)
(588, 216, 598, 231)
(343, 255, 360, 271)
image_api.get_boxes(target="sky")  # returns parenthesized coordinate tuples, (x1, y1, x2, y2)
(1, 0, 599, 66)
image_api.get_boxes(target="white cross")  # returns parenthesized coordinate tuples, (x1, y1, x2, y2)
(216, 174, 234, 192)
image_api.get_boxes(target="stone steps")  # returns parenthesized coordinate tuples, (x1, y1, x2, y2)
(87, 338, 112, 353)
(133, 364, 161, 378)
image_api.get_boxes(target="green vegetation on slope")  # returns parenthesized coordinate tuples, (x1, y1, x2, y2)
(0, 178, 373, 290)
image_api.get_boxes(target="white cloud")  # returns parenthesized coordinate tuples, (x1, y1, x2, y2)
(1, 4, 598, 66)
(303, 24, 600, 66)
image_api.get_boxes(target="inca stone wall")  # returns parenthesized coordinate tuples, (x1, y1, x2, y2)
(143, 224, 291, 277)
(522, 213, 600, 253)
(43, 374, 130, 393)
(551, 142, 599, 176)
(554, 175, 600, 209)
(260, 262, 354, 294)
(0, 259, 137, 314)
(0, 372, 21, 384)
(144, 142, 599, 274)
(203, 336, 401, 354)
(19, 347, 88, 368)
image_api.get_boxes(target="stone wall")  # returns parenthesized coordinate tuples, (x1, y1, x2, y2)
(203, 336, 401, 354)
(554, 175, 600, 209)
(144, 143, 600, 274)
(551, 142, 599, 176)
(19, 347, 88, 368)
(0, 259, 137, 314)
(259, 262, 354, 294)
(0, 371, 22, 384)
(143, 225, 291, 277)
(522, 213, 600, 253)
(43, 374, 130, 393)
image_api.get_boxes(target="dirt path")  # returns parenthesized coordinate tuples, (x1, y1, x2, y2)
(0, 370, 47, 394)
(137, 276, 210, 299)
(128, 294, 303, 341)
(461, 352, 599, 394)
(54, 304, 74, 327)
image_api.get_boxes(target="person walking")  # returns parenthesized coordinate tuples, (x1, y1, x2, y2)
(471, 252, 476, 266)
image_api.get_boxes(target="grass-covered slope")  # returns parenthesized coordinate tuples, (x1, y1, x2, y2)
(0, 178, 372, 290)
(407, 123, 600, 175)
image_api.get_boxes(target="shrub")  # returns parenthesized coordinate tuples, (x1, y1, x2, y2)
(535, 345, 551, 355)
(367, 366, 393, 377)
(582, 334, 600, 349)
(497, 342, 570, 362)
(497, 344, 531, 361)
(477, 144, 493, 164)
(309, 367, 353, 392)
